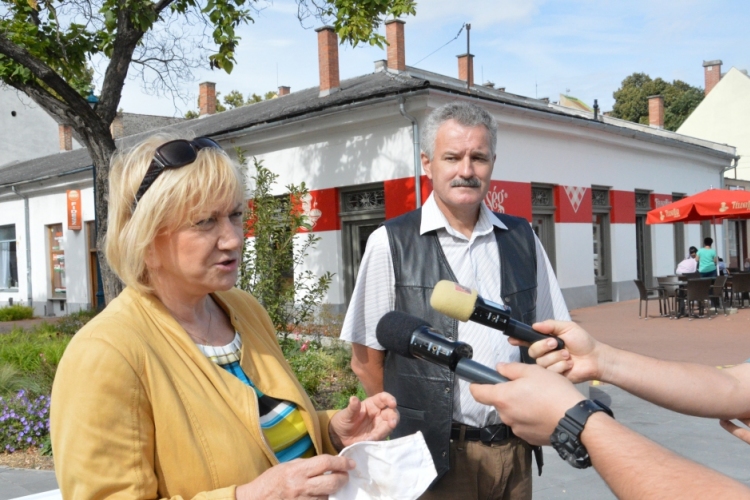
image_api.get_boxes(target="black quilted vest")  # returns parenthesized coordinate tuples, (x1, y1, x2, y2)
(382, 208, 537, 481)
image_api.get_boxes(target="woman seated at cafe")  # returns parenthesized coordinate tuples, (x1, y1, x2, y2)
(50, 135, 399, 500)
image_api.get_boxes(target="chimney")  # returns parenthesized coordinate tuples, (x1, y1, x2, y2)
(278, 86, 290, 96)
(59, 125, 73, 151)
(110, 112, 124, 139)
(316, 26, 340, 97)
(385, 19, 406, 72)
(457, 53, 474, 87)
(648, 95, 664, 128)
(199, 82, 217, 116)
(703, 60, 722, 95)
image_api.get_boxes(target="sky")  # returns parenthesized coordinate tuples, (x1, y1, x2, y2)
(114, 0, 750, 118)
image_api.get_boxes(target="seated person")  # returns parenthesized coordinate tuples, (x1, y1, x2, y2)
(675, 246, 698, 275)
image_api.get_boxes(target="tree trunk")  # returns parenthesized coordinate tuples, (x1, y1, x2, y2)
(83, 129, 124, 304)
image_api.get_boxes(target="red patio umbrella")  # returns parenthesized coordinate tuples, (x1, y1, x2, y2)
(647, 188, 750, 264)
(646, 188, 750, 224)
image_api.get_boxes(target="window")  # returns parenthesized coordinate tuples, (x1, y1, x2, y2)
(47, 224, 66, 298)
(0, 225, 18, 290)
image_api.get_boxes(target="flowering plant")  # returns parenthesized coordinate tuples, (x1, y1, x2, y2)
(0, 390, 51, 453)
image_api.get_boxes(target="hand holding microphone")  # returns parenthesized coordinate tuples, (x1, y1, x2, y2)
(430, 280, 565, 351)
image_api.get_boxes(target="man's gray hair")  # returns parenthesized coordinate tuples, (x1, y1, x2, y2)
(420, 101, 498, 160)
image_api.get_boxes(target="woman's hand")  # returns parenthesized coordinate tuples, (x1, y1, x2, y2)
(720, 418, 750, 446)
(235, 455, 355, 500)
(328, 392, 399, 451)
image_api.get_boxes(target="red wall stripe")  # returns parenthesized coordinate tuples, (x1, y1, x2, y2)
(554, 186, 591, 223)
(485, 180, 532, 221)
(384, 175, 432, 219)
(299, 187, 340, 232)
(610, 190, 635, 224)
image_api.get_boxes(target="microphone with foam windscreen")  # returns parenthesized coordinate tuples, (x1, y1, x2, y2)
(430, 280, 565, 350)
(375, 310, 508, 384)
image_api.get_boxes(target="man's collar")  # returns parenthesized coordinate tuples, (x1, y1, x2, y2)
(419, 193, 508, 236)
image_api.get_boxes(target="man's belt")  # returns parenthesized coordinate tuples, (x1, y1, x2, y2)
(450, 423, 514, 444)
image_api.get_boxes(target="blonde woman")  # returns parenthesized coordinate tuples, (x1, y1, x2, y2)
(51, 136, 398, 500)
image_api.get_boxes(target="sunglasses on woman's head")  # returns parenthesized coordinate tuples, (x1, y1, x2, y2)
(134, 137, 223, 204)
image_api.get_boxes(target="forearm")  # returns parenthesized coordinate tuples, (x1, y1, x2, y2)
(350, 344, 385, 396)
(583, 414, 750, 499)
(598, 346, 750, 418)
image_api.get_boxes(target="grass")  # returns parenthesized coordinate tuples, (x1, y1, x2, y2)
(0, 305, 34, 322)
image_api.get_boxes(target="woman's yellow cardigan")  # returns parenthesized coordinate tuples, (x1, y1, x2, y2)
(51, 287, 338, 500)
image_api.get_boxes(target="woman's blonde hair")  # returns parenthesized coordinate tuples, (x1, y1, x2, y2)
(105, 134, 244, 294)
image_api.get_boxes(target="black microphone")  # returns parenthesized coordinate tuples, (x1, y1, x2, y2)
(375, 311, 508, 384)
(430, 280, 565, 350)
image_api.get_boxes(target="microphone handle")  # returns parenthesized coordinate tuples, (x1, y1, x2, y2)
(454, 358, 509, 384)
(506, 319, 565, 350)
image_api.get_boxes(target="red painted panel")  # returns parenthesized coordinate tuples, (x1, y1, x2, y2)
(651, 193, 672, 209)
(610, 190, 635, 224)
(554, 185, 591, 223)
(384, 175, 431, 219)
(484, 180, 532, 221)
(299, 187, 340, 232)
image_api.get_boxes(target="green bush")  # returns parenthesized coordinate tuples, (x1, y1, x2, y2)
(0, 330, 71, 394)
(0, 305, 34, 322)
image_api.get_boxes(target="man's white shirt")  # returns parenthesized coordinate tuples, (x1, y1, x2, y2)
(340, 193, 570, 427)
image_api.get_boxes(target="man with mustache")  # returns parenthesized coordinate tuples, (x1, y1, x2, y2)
(340, 101, 569, 500)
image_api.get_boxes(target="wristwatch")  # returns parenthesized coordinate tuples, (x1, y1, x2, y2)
(550, 399, 614, 469)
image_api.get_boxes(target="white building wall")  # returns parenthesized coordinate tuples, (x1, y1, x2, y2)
(555, 223, 596, 309)
(610, 224, 638, 302)
(0, 87, 81, 167)
(0, 198, 26, 305)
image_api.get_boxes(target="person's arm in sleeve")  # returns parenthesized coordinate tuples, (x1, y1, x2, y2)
(521, 320, 750, 420)
(340, 227, 394, 397)
(51, 337, 233, 500)
(470, 363, 750, 500)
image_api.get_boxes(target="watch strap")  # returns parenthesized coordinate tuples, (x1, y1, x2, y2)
(550, 399, 614, 469)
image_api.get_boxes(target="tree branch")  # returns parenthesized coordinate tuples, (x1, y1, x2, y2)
(0, 32, 102, 130)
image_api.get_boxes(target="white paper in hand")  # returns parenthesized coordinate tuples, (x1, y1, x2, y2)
(330, 431, 436, 500)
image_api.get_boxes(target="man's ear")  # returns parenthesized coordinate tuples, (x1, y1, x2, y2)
(421, 152, 432, 180)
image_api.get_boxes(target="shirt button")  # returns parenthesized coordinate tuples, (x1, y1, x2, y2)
(442, 452, 447, 457)
(445, 387, 450, 393)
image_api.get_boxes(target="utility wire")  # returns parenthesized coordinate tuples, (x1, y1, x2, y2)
(411, 23, 465, 67)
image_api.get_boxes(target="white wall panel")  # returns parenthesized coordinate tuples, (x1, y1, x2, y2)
(610, 224, 637, 284)
(554, 223, 594, 290)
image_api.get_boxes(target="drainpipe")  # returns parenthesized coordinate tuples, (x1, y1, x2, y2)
(399, 97, 422, 208)
(10, 186, 33, 307)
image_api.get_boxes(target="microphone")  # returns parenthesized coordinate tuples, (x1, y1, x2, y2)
(430, 280, 565, 351)
(375, 311, 508, 384)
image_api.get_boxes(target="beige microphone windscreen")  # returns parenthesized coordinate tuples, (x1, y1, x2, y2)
(430, 280, 478, 322)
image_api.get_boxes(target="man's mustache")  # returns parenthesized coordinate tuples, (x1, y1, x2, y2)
(450, 177, 482, 188)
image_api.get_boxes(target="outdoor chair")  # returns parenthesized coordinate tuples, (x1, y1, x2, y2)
(708, 275, 728, 315)
(634, 279, 666, 319)
(657, 276, 681, 316)
(684, 278, 714, 320)
(730, 273, 750, 309)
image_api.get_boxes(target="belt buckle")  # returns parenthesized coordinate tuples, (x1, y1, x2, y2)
(480, 424, 505, 444)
